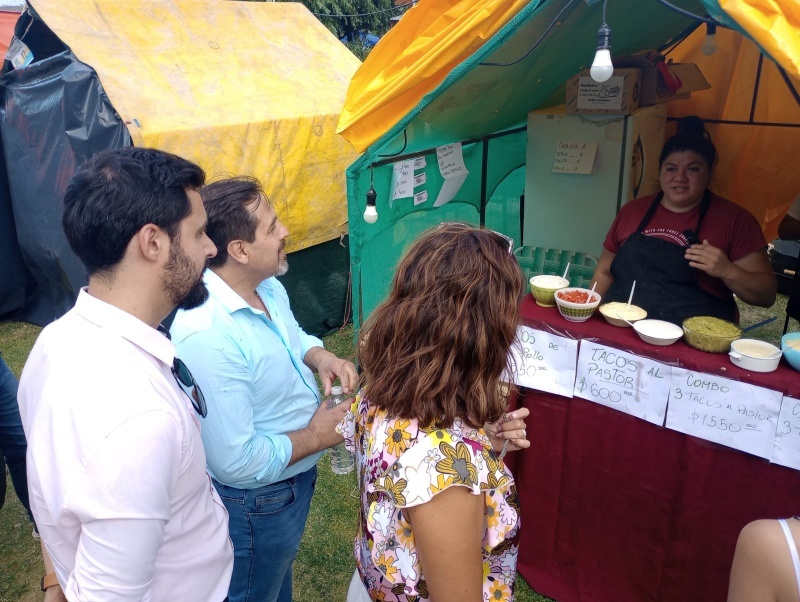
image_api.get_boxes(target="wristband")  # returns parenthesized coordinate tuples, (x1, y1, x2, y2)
(41, 573, 60, 591)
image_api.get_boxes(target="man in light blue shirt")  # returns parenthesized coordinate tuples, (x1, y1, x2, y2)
(170, 176, 357, 602)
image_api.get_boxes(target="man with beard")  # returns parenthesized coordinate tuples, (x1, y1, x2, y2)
(170, 176, 357, 602)
(17, 147, 233, 602)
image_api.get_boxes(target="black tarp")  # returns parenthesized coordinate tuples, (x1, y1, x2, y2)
(0, 7, 129, 324)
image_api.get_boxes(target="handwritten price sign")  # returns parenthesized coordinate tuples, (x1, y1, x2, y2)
(574, 342, 671, 425)
(665, 367, 782, 458)
(506, 326, 578, 397)
(771, 396, 800, 470)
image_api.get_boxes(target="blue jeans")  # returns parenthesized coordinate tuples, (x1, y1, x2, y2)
(213, 466, 317, 602)
(0, 356, 32, 522)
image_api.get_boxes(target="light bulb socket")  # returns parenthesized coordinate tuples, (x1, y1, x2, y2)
(705, 22, 717, 35)
(595, 22, 611, 51)
(366, 185, 377, 208)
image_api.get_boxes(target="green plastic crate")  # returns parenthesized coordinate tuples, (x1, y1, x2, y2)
(514, 246, 599, 289)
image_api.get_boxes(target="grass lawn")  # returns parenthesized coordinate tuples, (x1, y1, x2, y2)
(1, 295, 795, 601)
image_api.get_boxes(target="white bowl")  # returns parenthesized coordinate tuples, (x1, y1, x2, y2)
(633, 319, 683, 346)
(729, 339, 782, 373)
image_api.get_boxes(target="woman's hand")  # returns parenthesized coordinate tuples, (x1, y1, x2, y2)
(684, 240, 733, 279)
(484, 407, 531, 454)
(686, 241, 777, 307)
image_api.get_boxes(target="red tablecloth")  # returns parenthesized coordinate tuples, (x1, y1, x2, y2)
(513, 295, 800, 602)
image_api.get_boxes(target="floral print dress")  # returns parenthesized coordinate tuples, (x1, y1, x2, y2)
(337, 392, 521, 601)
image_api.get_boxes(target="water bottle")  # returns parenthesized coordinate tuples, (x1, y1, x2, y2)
(328, 385, 354, 475)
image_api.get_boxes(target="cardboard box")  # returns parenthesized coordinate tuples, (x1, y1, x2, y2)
(614, 55, 710, 105)
(566, 68, 641, 115)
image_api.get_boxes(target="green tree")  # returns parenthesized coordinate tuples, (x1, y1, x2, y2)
(243, 0, 405, 60)
(286, 0, 396, 41)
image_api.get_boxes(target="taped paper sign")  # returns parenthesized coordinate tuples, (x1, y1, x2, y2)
(771, 396, 800, 470)
(665, 367, 782, 459)
(413, 190, 428, 206)
(552, 141, 597, 174)
(413, 156, 426, 170)
(506, 326, 578, 397)
(390, 159, 414, 205)
(574, 342, 671, 425)
(433, 143, 469, 207)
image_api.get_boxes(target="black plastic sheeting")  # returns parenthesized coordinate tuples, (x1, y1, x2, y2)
(0, 8, 129, 325)
(277, 235, 351, 337)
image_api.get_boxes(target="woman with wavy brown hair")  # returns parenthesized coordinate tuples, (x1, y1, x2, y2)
(339, 223, 531, 602)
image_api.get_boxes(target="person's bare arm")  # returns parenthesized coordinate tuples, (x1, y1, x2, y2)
(728, 519, 796, 602)
(404, 486, 483, 602)
(591, 249, 616, 299)
(685, 243, 777, 307)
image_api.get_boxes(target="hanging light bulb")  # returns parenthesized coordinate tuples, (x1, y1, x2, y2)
(701, 22, 718, 56)
(590, 22, 613, 83)
(363, 185, 378, 224)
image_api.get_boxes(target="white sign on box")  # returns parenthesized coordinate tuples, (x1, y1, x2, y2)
(574, 342, 671, 425)
(771, 396, 800, 470)
(576, 75, 625, 110)
(665, 367, 783, 459)
(507, 326, 578, 397)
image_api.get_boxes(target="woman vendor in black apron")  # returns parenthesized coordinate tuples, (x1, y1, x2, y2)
(592, 116, 776, 326)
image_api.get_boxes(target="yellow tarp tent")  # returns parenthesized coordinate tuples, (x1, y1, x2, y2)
(31, 0, 361, 252)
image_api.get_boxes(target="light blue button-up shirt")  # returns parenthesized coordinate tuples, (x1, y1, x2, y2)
(170, 269, 324, 487)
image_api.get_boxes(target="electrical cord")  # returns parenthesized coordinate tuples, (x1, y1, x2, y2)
(377, 129, 408, 158)
(651, 0, 729, 28)
(480, 0, 579, 67)
(311, 4, 410, 18)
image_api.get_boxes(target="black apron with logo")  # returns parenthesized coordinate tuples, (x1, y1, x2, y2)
(604, 191, 738, 325)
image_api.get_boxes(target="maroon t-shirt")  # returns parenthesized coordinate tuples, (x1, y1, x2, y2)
(603, 192, 767, 300)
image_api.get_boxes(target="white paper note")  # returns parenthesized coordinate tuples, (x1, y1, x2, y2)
(8, 39, 33, 69)
(413, 156, 427, 170)
(576, 75, 625, 110)
(413, 190, 428, 206)
(665, 367, 783, 459)
(433, 143, 469, 207)
(771, 396, 800, 470)
(507, 326, 578, 397)
(390, 160, 414, 203)
(552, 141, 598, 175)
(414, 172, 427, 187)
(574, 342, 671, 425)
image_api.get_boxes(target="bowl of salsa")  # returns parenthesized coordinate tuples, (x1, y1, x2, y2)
(554, 287, 601, 322)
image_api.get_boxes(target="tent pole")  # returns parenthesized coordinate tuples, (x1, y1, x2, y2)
(480, 138, 489, 227)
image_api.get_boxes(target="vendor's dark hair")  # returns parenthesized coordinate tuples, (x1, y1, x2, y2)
(62, 147, 205, 277)
(200, 176, 266, 268)
(358, 224, 524, 429)
(659, 115, 717, 170)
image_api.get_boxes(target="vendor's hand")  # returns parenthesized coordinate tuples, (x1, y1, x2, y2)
(484, 408, 531, 454)
(685, 239, 733, 279)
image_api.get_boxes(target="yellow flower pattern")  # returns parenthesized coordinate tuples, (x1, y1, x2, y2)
(337, 392, 520, 601)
